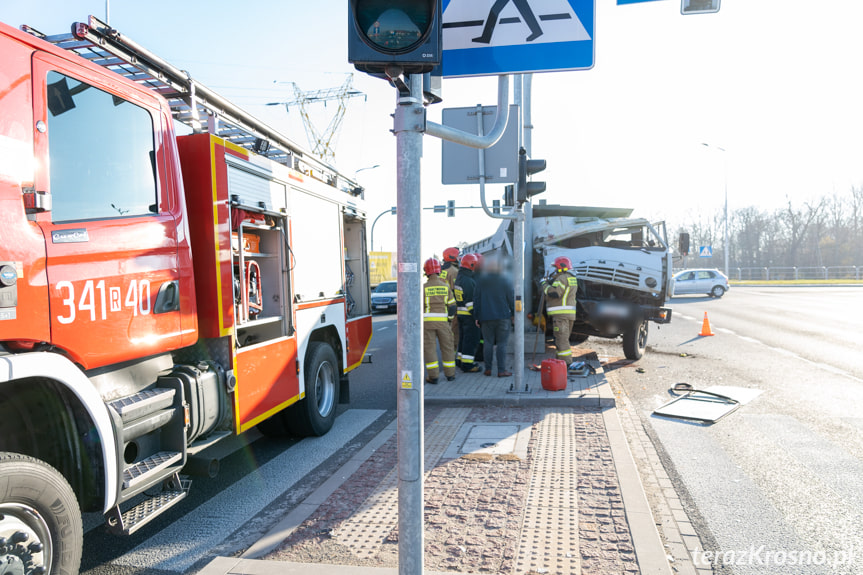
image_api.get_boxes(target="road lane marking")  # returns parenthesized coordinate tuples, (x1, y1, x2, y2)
(111, 408, 385, 573)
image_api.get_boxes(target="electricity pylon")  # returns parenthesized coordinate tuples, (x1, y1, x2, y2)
(268, 74, 365, 164)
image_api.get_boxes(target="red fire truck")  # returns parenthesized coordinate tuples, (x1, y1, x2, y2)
(0, 16, 373, 574)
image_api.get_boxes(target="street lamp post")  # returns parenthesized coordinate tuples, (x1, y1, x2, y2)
(370, 206, 397, 252)
(701, 143, 729, 276)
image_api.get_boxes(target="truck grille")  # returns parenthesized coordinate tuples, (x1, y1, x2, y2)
(575, 265, 641, 287)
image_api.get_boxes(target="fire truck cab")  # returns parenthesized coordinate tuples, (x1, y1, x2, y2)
(0, 17, 372, 574)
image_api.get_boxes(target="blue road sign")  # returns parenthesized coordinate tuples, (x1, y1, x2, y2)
(699, 246, 713, 258)
(441, 0, 595, 78)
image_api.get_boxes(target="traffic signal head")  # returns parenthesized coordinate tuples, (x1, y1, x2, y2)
(349, 0, 442, 77)
(504, 185, 514, 207)
(678, 232, 690, 256)
(447, 199, 455, 217)
(517, 148, 546, 204)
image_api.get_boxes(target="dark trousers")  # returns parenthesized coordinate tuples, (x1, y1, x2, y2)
(457, 316, 481, 369)
(480, 319, 510, 373)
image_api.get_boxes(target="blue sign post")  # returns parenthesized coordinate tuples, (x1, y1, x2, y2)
(441, 0, 595, 77)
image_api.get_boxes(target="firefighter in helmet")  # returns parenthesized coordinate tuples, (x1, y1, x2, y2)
(439, 247, 461, 362)
(454, 253, 482, 372)
(541, 256, 578, 365)
(423, 258, 457, 384)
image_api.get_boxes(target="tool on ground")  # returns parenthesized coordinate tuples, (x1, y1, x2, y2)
(568, 361, 596, 377)
(699, 311, 715, 336)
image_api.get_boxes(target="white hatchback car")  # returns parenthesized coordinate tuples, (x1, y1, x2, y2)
(672, 269, 729, 298)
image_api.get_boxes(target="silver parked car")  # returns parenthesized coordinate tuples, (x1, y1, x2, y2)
(672, 269, 729, 298)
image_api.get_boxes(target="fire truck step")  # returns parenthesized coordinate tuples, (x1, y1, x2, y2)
(109, 388, 176, 423)
(108, 476, 189, 535)
(122, 451, 183, 491)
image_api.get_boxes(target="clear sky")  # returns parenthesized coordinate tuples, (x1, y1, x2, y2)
(5, 1, 863, 257)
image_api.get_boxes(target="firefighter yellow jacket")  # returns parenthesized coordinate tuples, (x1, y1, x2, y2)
(423, 275, 456, 322)
(543, 270, 578, 318)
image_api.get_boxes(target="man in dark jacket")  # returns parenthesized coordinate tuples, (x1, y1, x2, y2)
(473, 254, 514, 377)
(454, 253, 482, 373)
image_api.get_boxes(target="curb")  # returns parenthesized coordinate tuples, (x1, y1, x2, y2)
(602, 403, 674, 575)
(424, 394, 614, 408)
(198, 556, 468, 575)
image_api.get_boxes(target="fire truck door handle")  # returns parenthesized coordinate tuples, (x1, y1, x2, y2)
(153, 280, 180, 314)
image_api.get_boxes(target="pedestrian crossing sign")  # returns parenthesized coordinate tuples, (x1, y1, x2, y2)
(441, 0, 595, 77)
(699, 246, 713, 258)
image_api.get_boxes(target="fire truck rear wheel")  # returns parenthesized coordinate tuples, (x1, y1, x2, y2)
(0, 452, 83, 575)
(288, 342, 338, 437)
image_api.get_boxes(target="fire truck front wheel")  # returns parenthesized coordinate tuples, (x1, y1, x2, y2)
(288, 342, 338, 437)
(0, 452, 83, 575)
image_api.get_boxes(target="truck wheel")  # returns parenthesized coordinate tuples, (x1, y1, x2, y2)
(287, 342, 338, 437)
(710, 285, 726, 298)
(623, 321, 649, 360)
(569, 333, 589, 345)
(0, 452, 82, 575)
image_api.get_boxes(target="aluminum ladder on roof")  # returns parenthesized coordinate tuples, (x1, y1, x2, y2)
(21, 15, 361, 196)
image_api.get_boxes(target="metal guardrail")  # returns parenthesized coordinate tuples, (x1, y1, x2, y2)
(674, 266, 862, 281)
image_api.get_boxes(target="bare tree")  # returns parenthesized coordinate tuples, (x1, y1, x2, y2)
(778, 197, 825, 266)
(675, 187, 863, 269)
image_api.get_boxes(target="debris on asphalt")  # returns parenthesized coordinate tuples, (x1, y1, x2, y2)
(653, 384, 741, 423)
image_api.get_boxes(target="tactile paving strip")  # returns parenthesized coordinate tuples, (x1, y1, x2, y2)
(335, 407, 471, 558)
(515, 409, 580, 575)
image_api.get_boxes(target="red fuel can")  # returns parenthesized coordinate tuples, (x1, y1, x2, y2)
(541, 358, 568, 391)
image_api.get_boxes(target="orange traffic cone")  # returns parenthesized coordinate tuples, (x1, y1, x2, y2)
(699, 312, 715, 337)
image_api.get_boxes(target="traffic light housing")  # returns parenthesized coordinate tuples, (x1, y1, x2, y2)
(517, 148, 546, 204)
(348, 0, 442, 77)
(678, 232, 690, 256)
(504, 185, 514, 207)
(492, 199, 501, 215)
(447, 199, 455, 217)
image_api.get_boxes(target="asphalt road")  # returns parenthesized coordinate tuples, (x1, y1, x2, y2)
(80, 313, 399, 574)
(593, 286, 863, 575)
(347, 312, 398, 410)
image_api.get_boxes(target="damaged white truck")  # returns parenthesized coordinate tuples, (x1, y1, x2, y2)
(466, 205, 673, 360)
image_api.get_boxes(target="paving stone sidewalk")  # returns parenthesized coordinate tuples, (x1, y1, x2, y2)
(199, 349, 681, 575)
